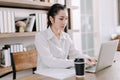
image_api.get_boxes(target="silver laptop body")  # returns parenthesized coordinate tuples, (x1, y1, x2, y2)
(85, 40, 118, 73)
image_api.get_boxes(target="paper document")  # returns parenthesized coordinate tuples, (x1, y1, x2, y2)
(35, 68, 75, 80)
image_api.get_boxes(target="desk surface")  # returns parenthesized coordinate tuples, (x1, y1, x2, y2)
(37, 53, 120, 80)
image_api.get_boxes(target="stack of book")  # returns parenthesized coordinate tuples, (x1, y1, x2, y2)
(34, 0, 65, 5)
(0, 10, 15, 33)
(28, 12, 48, 32)
(0, 43, 25, 67)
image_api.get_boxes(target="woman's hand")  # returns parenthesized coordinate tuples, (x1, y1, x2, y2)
(85, 57, 97, 66)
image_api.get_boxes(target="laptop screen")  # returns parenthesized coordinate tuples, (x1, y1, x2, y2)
(96, 40, 118, 72)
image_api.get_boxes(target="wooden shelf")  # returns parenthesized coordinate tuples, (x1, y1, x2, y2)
(67, 6, 79, 9)
(0, 66, 12, 78)
(68, 29, 80, 33)
(0, 32, 36, 38)
(0, 0, 53, 10)
(112, 35, 120, 51)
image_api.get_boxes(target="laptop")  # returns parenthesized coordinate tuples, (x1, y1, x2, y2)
(85, 40, 119, 73)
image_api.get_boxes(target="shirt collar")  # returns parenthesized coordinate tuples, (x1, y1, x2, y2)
(47, 27, 67, 40)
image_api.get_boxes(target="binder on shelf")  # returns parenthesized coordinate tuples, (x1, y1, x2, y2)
(11, 43, 25, 52)
(0, 50, 3, 66)
(4, 45, 11, 66)
(30, 13, 39, 31)
(11, 11, 15, 33)
(0, 10, 15, 33)
(38, 13, 42, 31)
(38, 13, 47, 31)
(32, 20, 36, 31)
(10, 44, 14, 53)
(0, 46, 11, 67)
(41, 13, 47, 31)
(3, 11, 8, 33)
(25, 16, 35, 32)
(7, 11, 12, 33)
(19, 44, 24, 52)
(0, 11, 4, 33)
(16, 44, 20, 52)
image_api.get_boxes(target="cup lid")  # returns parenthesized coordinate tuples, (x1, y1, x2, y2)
(74, 58, 84, 62)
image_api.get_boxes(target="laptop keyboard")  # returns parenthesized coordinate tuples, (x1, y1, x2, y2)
(85, 63, 97, 72)
(86, 65, 96, 70)
(85, 62, 96, 69)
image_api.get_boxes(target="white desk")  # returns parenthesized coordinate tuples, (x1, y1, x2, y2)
(38, 53, 120, 80)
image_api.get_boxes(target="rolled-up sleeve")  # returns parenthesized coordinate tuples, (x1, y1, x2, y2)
(68, 36, 89, 59)
(35, 33, 74, 68)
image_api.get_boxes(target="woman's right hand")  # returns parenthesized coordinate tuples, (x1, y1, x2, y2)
(85, 57, 97, 67)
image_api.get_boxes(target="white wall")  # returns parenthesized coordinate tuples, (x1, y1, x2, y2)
(98, 0, 117, 42)
(71, 0, 82, 52)
(71, 0, 117, 56)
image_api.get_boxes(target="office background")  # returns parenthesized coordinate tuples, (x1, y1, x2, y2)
(0, 0, 119, 80)
(0, 0, 118, 56)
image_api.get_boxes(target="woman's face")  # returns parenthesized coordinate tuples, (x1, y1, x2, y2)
(50, 10, 68, 31)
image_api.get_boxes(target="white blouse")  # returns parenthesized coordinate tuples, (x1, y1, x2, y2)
(35, 27, 88, 71)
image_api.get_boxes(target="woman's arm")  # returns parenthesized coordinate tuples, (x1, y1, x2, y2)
(68, 36, 89, 59)
(68, 36, 97, 66)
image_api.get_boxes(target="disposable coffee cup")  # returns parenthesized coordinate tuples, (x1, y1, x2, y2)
(74, 58, 85, 77)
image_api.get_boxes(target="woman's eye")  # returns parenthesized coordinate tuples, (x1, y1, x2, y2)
(59, 18, 63, 20)
(59, 18, 68, 20)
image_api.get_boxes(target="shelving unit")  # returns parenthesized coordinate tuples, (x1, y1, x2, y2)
(0, 66, 12, 78)
(0, 0, 52, 10)
(0, 0, 53, 78)
(0, 0, 75, 78)
(0, 0, 78, 38)
(0, 0, 77, 10)
(0, 32, 36, 38)
(0, 0, 53, 39)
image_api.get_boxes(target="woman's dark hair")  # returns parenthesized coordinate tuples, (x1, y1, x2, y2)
(47, 3, 66, 28)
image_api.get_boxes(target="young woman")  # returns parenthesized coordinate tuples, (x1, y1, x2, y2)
(35, 3, 96, 71)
